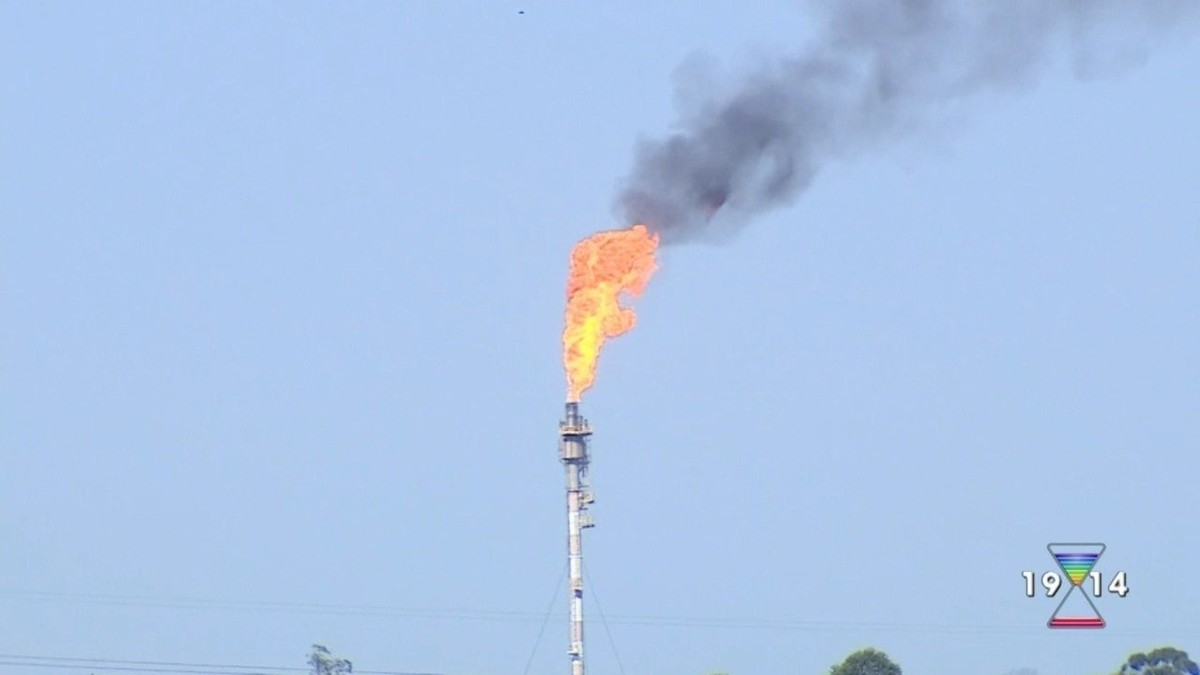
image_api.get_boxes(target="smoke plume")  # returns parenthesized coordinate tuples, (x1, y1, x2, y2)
(617, 0, 1196, 244)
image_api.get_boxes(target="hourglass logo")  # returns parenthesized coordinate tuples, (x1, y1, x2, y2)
(1047, 543, 1106, 628)
(1022, 543, 1129, 629)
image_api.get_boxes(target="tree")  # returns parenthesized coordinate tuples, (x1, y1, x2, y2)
(829, 647, 902, 675)
(1118, 647, 1199, 675)
(308, 644, 352, 675)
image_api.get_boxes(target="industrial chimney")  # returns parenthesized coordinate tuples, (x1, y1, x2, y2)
(559, 401, 594, 675)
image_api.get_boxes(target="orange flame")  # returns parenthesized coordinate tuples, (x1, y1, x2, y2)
(562, 224, 659, 402)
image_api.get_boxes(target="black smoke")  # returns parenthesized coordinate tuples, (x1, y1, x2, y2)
(617, 0, 1196, 244)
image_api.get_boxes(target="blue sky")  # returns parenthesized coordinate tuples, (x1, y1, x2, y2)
(2, 2, 1198, 675)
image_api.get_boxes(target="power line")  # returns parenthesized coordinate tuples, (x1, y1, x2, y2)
(0, 654, 443, 675)
(0, 661, 277, 675)
(0, 590, 542, 622)
(1, 653, 297, 672)
(2, 589, 1198, 637)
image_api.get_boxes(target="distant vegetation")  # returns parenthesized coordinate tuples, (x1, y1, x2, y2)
(811, 644, 1199, 675)
(308, 644, 352, 675)
(829, 648, 902, 675)
(1117, 647, 1200, 675)
(300, 641, 1198, 674)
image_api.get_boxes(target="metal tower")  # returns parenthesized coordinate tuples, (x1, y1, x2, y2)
(559, 402, 594, 675)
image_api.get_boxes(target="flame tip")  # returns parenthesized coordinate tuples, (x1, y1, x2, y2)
(562, 225, 659, 397)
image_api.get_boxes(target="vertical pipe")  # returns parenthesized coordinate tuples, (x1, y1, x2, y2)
(560, 402, 589, 675)
(566, 461, 584, 675)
